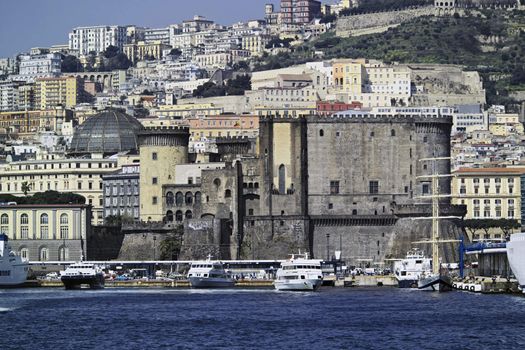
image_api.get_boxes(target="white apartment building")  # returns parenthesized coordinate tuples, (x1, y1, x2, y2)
(144, 27, 170, 45)
(69, 25, 128, 56)
(18, 53, 61, 79)
(452, 104, 487, 134)
(0, 82, 19, 111)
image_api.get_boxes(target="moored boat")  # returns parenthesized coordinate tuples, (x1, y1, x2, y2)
(187, 258, 235, 288)
(274, 253, 323, 291)
(61, 262, 105, 290)
(394, 248, 432, 288)
(0, 233, 29, 287)
(506, 232, 525, 293)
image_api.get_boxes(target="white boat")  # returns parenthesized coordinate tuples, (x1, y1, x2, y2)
(274, 253, 323, 291)
(187, 258, 235, 288)
(394, 249, 432, 288)
(0, 233, 29, 286)
(506, 232, 525, 293)
(61, 262, 105, 290)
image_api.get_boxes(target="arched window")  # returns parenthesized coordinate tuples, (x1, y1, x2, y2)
(39, 247, 49, 261)
(214, 178, 221, 189)
(1, 214, 9, 237)
(20, 214, 29, 225)
(225, 189, 232, 198)
(20, 214, 29, 239)
(59, 246, 69, 261)
(19, 247, 28, 260)
(194, 192, 202, 205)
(166, 210, 174, 222)
(166, 191, 174, 206)
(320, 129, 324, 137)
(60, 214, 69, 239)
(175, 210, 183, 222)
(40, 213, 49, 240)
(248, 183, 253, 189)
(185, 210, 193, 219)
(391, 129, 396, 136)
(175, 192, 184, 206)
(185, 192, 193, 205)
(278, 164, 286, 194)
(254, 182, 259, 189)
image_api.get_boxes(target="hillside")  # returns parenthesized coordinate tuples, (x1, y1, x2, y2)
(253, 10, 525, 107)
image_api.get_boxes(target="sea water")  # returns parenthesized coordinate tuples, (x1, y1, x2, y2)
(1, 287, 525, 349)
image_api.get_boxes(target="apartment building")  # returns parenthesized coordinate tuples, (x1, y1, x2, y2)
(35, 76, 83, 109)
(281, 0, 322, 25)
(18, 53, 61, 79)
(68, 25, 128, 55)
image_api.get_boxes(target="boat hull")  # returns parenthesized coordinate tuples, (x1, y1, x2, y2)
(274, 278, 322, 291)
(61, 274, 105, 290)
(418, 274, 453, 292)
(0, 262, 28, 287)
(189, 277, 235, 288)
(396, 279, 419, 289)
(507, 233, 525, 293)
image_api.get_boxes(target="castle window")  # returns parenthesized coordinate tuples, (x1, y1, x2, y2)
(195, 192, 202, 205)
(185, 192, 193, 205)
(391, 129, 396, 136)
(422, 184, 430, 195)
(330, 181, 340, 195)
(185, 210, 193, 219)
(166, 211, 174, 222)
(369, 181, 379, 194)
(152, 196, 158, 205)
(328, 203, 333, 209)
(175, 192, 183, 206)
(370, 131, 374, 137)
(214, 178, 221, 188)
(175, 211, 183, 222)
(352, 209, 357, 215)
(225, 189, 232, 198)
(166, 192, 174, 206)
(423, 136, 428, 143)
(278, 164, 286, 194)
(152, 177, 158, 185)
(319, 129, 324, 137)
(248, 209, 254, 216)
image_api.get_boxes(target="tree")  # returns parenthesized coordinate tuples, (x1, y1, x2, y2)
(103, 45, 120, 59)
(226, 74, 251, 95)
(160, 225, 184, 260)
(169, 48, 182, 57)
(21, 182, 31, 196)
(61, 55, 81, 73)
(320, 14, 337, 24)
(495, 218, 520, 238)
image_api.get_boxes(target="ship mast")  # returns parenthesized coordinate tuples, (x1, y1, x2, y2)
(414, 157, 460, 275)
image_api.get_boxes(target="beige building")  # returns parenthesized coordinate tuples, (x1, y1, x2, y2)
(138, 127, 189, 221)
(36, 76, 83, 109)
(242, 34, 271, 57)
(3, 204, 91, 262)
(0, 158, 119, 224)
(123, 40, 171, 64)
(452, 167, 525, 240)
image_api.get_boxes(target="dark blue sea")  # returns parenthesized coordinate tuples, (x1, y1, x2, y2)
(1, 287, 525, 350)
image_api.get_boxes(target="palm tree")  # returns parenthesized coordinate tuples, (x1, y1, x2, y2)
(21, 181, 31, 196)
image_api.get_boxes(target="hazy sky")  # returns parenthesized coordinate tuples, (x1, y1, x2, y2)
(0, 0, 281, 57)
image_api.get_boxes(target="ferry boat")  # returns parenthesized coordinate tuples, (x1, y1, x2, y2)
(393, 249, 432, 288)
(506, 232, 525, 293)
(274, 253, 323, 291)
(0, 233, 29, 286)
(187, 258, 235, 288)
(61, 262, 105, 290)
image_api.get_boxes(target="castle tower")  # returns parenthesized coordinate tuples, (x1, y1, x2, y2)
(138, 127, 189, 222)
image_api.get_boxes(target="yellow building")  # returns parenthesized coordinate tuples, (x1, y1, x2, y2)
(242, 34, 271, 57)
(0, 108, 72, 137)
(123, 41, 171, 64)
(0, 158, 119, 225)
(187, 115, 259, 142)
(452, 167, 525, 240)
(1, 204, 91, 262)
(36, 76, 83, 109)
(138, 127, 189, 221)
(489, 113, 524, 136)
(157, 103, 223, 118)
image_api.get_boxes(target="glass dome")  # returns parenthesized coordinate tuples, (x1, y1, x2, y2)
(69, 109, 144, 156)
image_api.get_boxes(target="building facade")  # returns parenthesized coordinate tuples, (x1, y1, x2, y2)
(68, 25, 128, 56)
(281, 0, 322, 25)
(18, 53, 62, 79)
(35, 76, 83, 109)
(102, 164, 140, 221)
(2, 204, 91, 262)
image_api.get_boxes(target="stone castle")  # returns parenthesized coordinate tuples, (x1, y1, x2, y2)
(119, 111, 467, 265)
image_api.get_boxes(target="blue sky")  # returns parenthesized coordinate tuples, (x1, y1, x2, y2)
(0, 0, 280, 57)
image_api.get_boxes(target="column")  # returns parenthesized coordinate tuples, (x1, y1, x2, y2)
(52, 209, 57, 240)
(32, 209, 37, 240)
(11, 209, 16, 240)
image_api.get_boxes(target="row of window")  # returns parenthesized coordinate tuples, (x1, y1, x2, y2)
(1, 213, 68, 225)
(18, 247, 69, 261)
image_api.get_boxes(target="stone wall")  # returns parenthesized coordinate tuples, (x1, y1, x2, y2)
(86, 225, 125, 260)
(336, 7, 435, 37)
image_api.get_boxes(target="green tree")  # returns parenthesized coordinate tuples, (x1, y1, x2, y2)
(61, 55, 81, 73)
(160, 225, 184, 260)
(21, 181, 31, 196)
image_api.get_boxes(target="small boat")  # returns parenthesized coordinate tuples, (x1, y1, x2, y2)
(0, 233, 29, 287)
(187, 257, 235, 288)
(274, 252, 323, 291)
(61, 262, 105, 290)
(506, 232, 525, 293)
(394, 248, 432, 288)
(417, 270, 453, 292)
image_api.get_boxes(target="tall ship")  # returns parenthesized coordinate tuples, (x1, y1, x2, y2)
(393, 249, 432, 288)
(506, 232, 525, 293)
(61, 262, 105, 290)
(187, 258, 235, 288)
(0, 233, 29, 286)
(415, 158, 459, 292)
(274, 253, 323, 291)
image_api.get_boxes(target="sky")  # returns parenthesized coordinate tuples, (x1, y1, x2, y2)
(0, 0, 281, 57)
